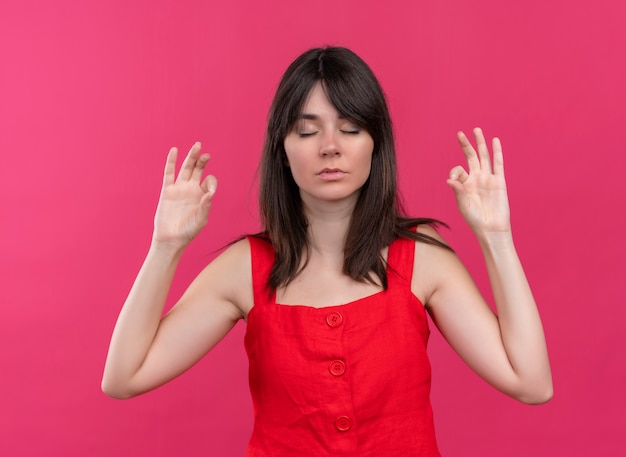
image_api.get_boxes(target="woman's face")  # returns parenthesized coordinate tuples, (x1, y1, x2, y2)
(283, 82, 374, 208)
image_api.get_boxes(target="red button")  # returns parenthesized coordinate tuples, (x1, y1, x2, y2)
(329, 360, 346, 376)
(335, 416, 352, 432)
(326, 312, 343, 327)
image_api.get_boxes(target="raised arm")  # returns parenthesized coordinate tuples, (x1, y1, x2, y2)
(101, 143, 249, 399)
(414, 128, 552, 404)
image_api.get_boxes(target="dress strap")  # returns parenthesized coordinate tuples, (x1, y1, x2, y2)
(247, 235, 276, 306)
(386, 229, 417, 287)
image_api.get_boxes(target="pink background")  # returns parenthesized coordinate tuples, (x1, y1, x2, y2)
(1, 0, 624, 455)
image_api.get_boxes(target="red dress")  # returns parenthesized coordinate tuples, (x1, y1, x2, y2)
(244, 235, 441, 457)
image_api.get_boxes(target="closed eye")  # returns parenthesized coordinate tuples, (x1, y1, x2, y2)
(340, 129, 360, 134)
(298, 131, 317, 137)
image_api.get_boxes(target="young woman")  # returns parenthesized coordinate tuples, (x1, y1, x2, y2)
(102, 46, 552, 456)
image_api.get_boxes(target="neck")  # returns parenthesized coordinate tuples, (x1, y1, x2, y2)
(301, 195, 356, 259)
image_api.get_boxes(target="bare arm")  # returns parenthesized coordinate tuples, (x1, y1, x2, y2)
(414, 129, 552, 404)
(101, 143, 249, 399)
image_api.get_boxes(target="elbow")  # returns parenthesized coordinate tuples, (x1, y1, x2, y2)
(516, 383, 554, 405)
(102, 388, 133, 400)
(101, 376, 136, 400)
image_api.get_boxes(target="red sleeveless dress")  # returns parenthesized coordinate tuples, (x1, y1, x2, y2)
(244, 235, 441, 457)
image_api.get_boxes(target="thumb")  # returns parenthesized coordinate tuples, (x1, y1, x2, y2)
(448, 165, 469, 183)
(203, 175, 218, 196)
(446, 178, 463, 194)
(200, 175, 218, 208)
(447, 166, 467, 193)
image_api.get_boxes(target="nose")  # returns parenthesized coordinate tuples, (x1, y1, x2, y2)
(319, 130, 340, 157)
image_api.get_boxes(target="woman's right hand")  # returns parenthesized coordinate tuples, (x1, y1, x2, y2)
(152, 142, 217, 249)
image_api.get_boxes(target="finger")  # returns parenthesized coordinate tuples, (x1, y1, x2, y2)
(473, 127, 492, 174)
(448, 165, 469, 184)
(492, 137, 504, 176)
(200, 174, 218, 198)
(177, 142, 202, 182)
(199, 175, 218, 210)
(191, 153, 211, 183)
(446, 176, 465, 195)
(163, 147, 178, 186)
(457, 131, 480, 174)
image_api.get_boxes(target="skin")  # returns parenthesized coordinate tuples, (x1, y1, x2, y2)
(284, 83, 374, 206)
(102, 84, 553, 405)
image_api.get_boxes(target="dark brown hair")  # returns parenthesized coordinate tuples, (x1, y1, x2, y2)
(258, 46, 449, 290)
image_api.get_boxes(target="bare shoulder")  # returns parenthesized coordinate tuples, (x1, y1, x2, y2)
(414, 224, 455, 263)
(181, 237, 253, 320)
(412, 224, 466, 307)
(415, 224, 446, 243)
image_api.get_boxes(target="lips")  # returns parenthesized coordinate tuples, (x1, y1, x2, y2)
(317, 168, 347, 181)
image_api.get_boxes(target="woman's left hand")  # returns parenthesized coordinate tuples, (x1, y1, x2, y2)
(447, 128, 511, 237)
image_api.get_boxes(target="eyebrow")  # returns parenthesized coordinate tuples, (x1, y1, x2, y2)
(298, 113, 347, 120)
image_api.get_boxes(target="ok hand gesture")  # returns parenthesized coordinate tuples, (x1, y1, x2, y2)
(447, 128, 511, 237)
(152, 142, 218, 249)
